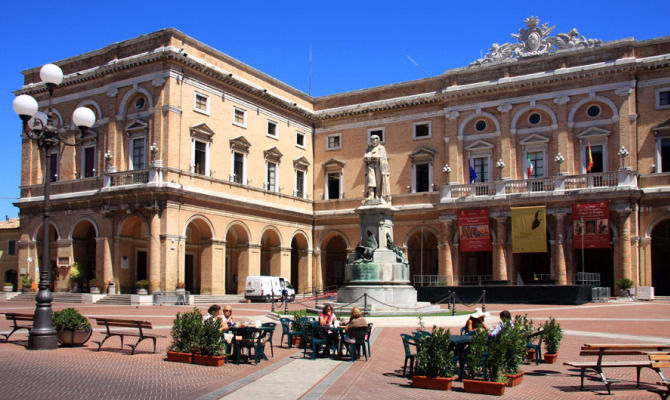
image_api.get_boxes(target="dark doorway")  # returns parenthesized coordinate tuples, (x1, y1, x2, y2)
(460, 251, 493, 284)
(573, 248, 614, 289)
(652, 220, 670, 296)
(185, 254, 195, 294)
(136, 251, 147, 281)
(291, 238, 299, 291)
(324, 236, 347, 289)
(4, 269, 17, 289)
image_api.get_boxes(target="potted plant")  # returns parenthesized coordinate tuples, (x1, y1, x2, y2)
(20, 275, 34, 292)
(463, 329, 507, 396)
(543, 317, 563, 364)
(2, 282, 12, 292)
(193, 316, 226, 366)
(517, 314, 536, 361)
(53, 307, 92, 346)
(616, 278, 634, 297)
(501, 317, 527, 386)
(412, 326, 456, 390)
(89, 278, 102, 294)
(70, 262, 83, 292)
(290, 309, 306, 346)
(136, 279, 150, 295)
(167, 308, 203, 363)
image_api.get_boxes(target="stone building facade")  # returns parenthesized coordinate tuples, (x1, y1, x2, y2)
(13, 21, 670, 296)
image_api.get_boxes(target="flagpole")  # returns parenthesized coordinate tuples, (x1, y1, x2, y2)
(581, 216, 585, 275)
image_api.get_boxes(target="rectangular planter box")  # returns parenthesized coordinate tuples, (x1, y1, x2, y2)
(544, 353, 558, 364)
(412, 375, 455, 391)
(166, 351, 193, 364)
(504, 371, 524, 387)
(463, 379, 506, 396)
(193, 354, 225, 366)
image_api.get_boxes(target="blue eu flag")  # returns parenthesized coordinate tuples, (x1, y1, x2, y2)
(469, 161, 478, 184)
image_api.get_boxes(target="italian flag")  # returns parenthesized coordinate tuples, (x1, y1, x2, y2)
(527, 153, 533, 177)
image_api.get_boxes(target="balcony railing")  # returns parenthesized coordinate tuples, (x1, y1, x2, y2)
(108, 169, 150, 186)
(442, 169, 637, 200)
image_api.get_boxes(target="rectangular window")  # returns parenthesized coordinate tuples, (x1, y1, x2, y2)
(528, 151, 544, 178)
(413, 122, 431, 139)
(131, 137, 146, 170)
(327, 173, 340, 199)
(662, 138, 670, 172)
(659, 90, 670, 108)
(368, 128, 385, 143)
(233, 152, 244, 184)
(295, 170, 305, 198)
(415, 163, 430, 192)
(267, 120, 278, 138)
(8, 240, 16, 255)
(296, 132, 305, 148)
(49, 151, 58, 182)
(266, 162, 277, 191)
(194, 92, 209, 114)
(194, 140, 207, 175)
(326, 134, 341, 150)
(473, 157, 489, 183)
(233, 107, 246, 127)
(83, 145, 95, 178)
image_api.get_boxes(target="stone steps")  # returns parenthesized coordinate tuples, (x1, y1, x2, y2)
(8, 292, 85, 303)
(94, 294, 134, 305)
(192, 295, 245, 304)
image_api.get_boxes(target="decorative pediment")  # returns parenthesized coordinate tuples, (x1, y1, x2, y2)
(409, 146, 437, 163)
(323, 158, 345, 172)
(464, 140, 494, 152)
(124, 119, 148, 134)
(190, 123, 215, 141)
(576, 126, 610, 140)
(519, 134, 550, 146)
(263, 147, 283, 163)
(293, 156, 310, 169)
(653, 119, 670, 136)
(229, 136, 251, 153)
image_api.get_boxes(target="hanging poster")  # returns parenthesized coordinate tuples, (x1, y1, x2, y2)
(572, 202, 610, 249)
(458, 209, 492, 252)
(511, 206, 547, 253)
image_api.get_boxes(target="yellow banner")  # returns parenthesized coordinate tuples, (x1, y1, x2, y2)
(511, 206, 547, 253)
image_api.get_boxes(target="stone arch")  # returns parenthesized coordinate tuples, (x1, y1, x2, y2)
(68, 216, 100, 239)
(405, 226, 439, 285)
(224, 221, 251, 294)
(318, 229, 352, 251)
(650, 218, 670, 296)
(75, 99, 103, 121)
(290, 230, 310, 292)
(116, 214, 149, 293)
(458, 111, 501, 136)
(118, 85, 154, 116)
(511, 103, 558, 130)
(70, 218, 98, 288)
(568, 95, 619, 125)
(321, 232, 349, 289)
(260, 226, 282, 276)
(183, 215, 215, 295)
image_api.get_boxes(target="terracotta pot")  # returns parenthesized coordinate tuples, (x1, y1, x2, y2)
(463, 379, 506, 396)
(166, 351, 193, 364)
(544, 353, 558, 364)
(526, 349, 535, 361)
(504, 371, 524, 387)
(412, 375, 455, 390)
(193, 354, 225, 366)
(57, 329, 92, 347)
(292, 336, 303, 347)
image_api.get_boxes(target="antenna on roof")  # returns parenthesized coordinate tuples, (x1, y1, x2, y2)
(407, 55, 429, 77)
(309, 45, 312, 96)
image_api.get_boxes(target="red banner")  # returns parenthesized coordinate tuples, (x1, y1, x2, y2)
(458, 209, 492, 252)
(572, 202, 610, 249)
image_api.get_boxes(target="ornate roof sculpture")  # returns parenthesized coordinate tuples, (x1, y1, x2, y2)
(470, 16, 602, 67)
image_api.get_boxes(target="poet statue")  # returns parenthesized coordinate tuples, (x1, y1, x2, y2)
(364, 135, 391, 203)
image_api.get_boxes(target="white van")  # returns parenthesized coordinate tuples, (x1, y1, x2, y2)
(244, 276, 296, 302)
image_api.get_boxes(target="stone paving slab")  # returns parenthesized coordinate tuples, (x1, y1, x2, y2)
(0, 299, 669, 399)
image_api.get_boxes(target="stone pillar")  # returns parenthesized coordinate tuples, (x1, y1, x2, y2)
(639, 237, 652, 286)
(493, 217, 508, 281)
(312, 248, 322, 292)
(149, 210, 161, 293)
(617, 211, 633, 285)
(96, 236, 113, 286)
(497, 104, 513, 177)
(439, 217, 455, 286)
(554, 213, 568, 285)
(239, 244, 260, 293)
(278, 247, 292, 278)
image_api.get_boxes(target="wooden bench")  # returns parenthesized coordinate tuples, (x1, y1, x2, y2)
(1, 313, 34, 342)
(564, 343, 670, 394)
(92, 317, 164, 355)
(650, 354, 670, 400)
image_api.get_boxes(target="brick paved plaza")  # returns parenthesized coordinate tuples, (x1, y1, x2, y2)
(1, 298, 669, 400)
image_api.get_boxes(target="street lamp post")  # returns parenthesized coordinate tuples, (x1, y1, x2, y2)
(13, 63, 96, 350)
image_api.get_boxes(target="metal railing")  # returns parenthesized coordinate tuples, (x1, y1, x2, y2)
(575, 272, 601, 286)
(591, 286, 611, 302)
(413, 275, 448, 287)
(108, 169, 150, 186)
(455, 275, 494, 285)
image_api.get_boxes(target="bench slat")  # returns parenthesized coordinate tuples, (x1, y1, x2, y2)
(565, 361, 651, 367)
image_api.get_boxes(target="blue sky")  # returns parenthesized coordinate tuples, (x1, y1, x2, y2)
(0, 1, 667, 219)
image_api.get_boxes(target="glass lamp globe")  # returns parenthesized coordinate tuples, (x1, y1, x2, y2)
(72, 107, 96, 128)
(40, 64, 63, 85)
(12, 94, 38, 118)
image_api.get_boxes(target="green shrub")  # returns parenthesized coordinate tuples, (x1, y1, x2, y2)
(499, 320, 526, 375)
(168, 308, 203, 353)
(543, 317, 563, 354)
(199, 317, 225, 356)
(52, 308, 91, 332)
(20, 275, 33, 288)
(290, 309, 307, 331)
(136, 280, 150, 290)
(616, 278, 634, 291)
(69, 262, 83, 282)
(415, 326, 455, 378)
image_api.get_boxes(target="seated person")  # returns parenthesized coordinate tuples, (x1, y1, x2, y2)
(489, 310, 513, 337)
(343, 307, 368, 344)
(463, 308, 488, 333)
(220, 305, 235, 344)
(319, 304, 336, 327)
